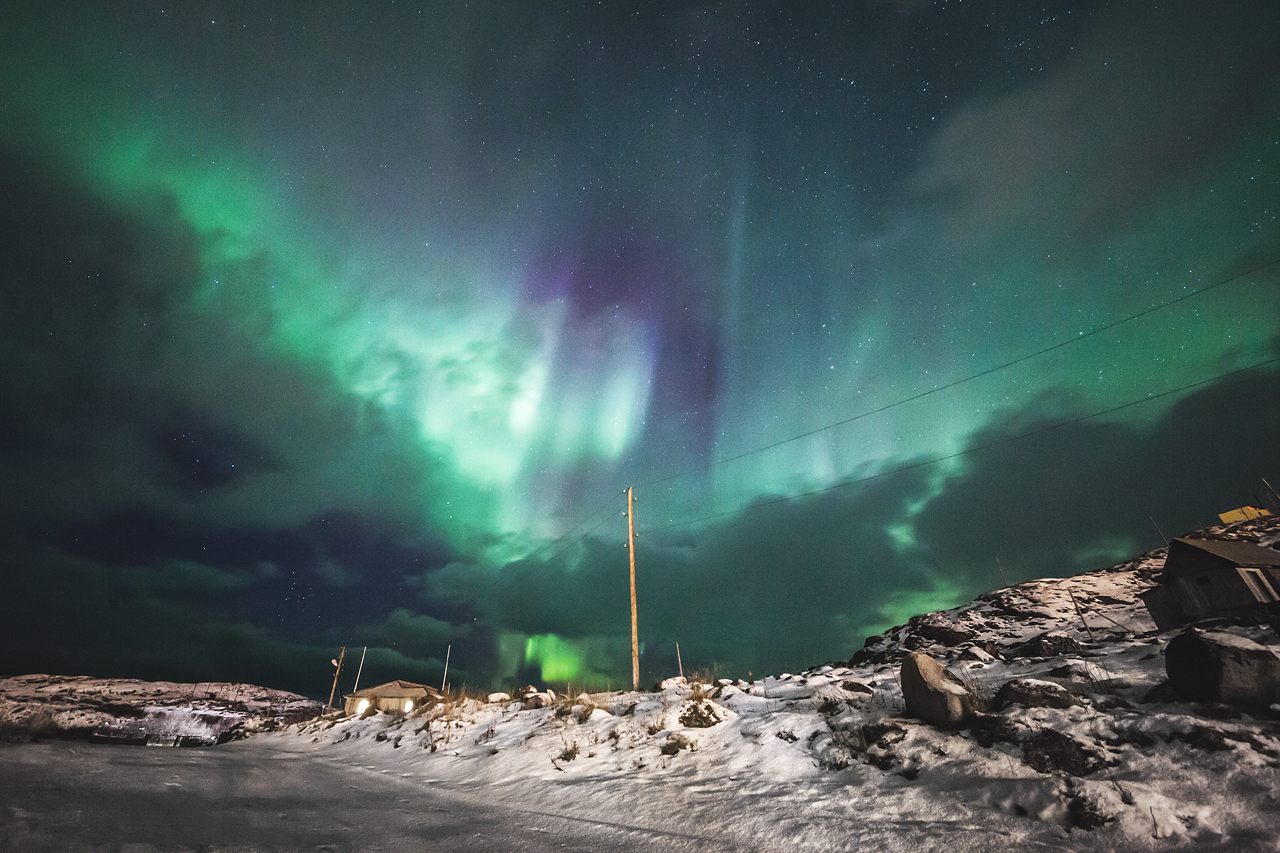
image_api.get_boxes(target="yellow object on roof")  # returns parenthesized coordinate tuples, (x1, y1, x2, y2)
(1218, 506, 1272, 524)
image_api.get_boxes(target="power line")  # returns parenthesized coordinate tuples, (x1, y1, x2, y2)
(638, 257, 1280, 491)
(472, 494, 628, 601)
(522, 496, 627, 566)
(499, 258, 1277, 575)
(534, 498, 627, 569)
(641, 355, 1280, 535)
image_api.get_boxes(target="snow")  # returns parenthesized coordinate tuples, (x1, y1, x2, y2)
(3, 514, 1280, 850)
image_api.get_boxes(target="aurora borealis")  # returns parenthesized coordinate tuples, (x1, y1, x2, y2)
(2, 1, 1277, 697)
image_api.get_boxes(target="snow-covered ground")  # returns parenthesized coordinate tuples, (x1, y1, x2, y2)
(3, 515, 1279, 851)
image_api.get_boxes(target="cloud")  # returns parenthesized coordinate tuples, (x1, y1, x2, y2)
(907, 1, 1279, 247)
(355, 607, 454, 655)
(0, 526, 335, 697)
(915, 360, 1280, 585)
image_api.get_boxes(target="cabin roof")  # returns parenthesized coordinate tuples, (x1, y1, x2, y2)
(346, 680, 439, 699)
(1163, 537, 1280, 573)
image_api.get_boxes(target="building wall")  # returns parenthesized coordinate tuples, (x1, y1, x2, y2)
(344, 693, 424, 715)
(1142, 567, 1277, 630)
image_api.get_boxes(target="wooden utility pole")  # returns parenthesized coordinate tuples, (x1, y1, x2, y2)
(327, 646, 346, 710)
(627, 486, 639, 692)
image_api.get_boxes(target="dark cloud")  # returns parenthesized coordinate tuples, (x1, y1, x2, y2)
(917, 359, 1280, 588)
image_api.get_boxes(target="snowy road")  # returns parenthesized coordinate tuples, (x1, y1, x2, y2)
(0, 740, 738, 852)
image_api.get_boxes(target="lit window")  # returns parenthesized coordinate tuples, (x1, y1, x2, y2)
(356, 698, 370, 714)
(404, 699, 413, 713)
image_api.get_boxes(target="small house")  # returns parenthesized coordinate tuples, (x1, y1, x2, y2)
(1139, 537, 1280, 631)
(343, 680, 441, 716)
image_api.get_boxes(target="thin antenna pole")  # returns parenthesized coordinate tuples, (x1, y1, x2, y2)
(676, 642, 683, 680)
(1262, 478, 1280, 509)
(327, 646, 346, 710)
(353, 646, 367, 694)
(995, 555, 1008, 588)
(1068, 590, 1096, 642)
(627, 486, 639, 692)
(1150, 516, 1168, 546)
(441, 644, 451, 693)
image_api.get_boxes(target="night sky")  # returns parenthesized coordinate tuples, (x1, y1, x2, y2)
(2, 1, 1277, 699)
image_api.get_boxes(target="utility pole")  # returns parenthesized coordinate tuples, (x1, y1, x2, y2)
(627, 486, 639, 692)
(327, 646, 346, 710)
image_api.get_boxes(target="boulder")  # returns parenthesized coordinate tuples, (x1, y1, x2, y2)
(521, 692, 553, 709)
(487, 692, 511, 704)
(993, 678, 1082, 711)
(1164, 629, 1280, 708)
(900, 652, 978, 728)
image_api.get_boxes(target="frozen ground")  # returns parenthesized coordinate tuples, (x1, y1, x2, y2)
(2, 515, 1279, 852)
(0, 737, 714, 852)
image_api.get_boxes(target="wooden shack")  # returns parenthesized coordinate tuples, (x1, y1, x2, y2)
(1139, 537, 1280, 631)
(343, 680, 441, 716)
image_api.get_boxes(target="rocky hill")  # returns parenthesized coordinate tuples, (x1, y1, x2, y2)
(0, 675, 321, 746)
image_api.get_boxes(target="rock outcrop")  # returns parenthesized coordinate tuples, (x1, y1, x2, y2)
(993, 678, 1083, 711)
(1164, 629, 1280, 708)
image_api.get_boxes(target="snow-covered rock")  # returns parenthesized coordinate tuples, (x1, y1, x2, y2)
(993, 678, 1082, 711)
(900, 651, 979, 727)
